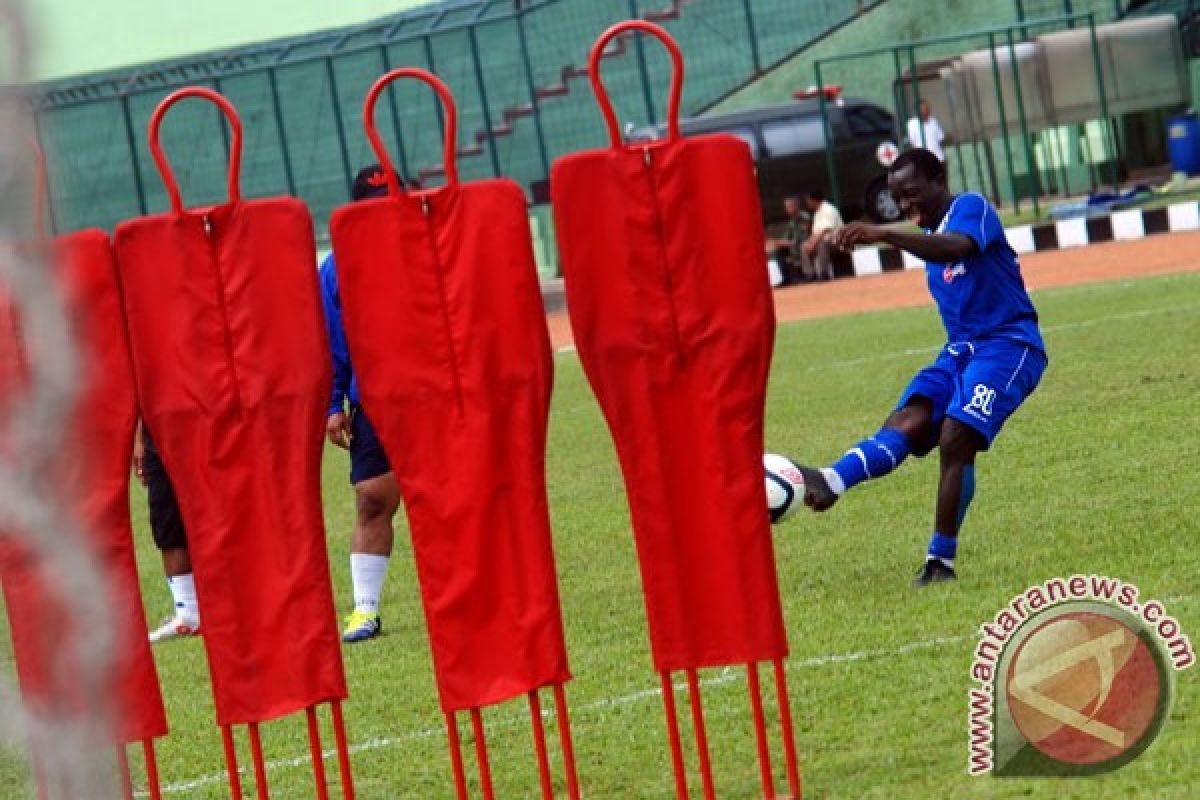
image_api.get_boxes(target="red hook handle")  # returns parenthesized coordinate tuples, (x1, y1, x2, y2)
(364, 68, 459, 193)
(588, 20, 684, 149)
(148, 87, 243, 214)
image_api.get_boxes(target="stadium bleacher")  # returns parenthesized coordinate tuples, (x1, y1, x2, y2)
(34, 0, 1194, 237)
(35, 0, 881, 234)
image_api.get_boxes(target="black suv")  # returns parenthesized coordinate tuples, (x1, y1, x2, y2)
(633, 97, 901, 226)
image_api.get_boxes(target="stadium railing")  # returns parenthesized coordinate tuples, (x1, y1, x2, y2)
(34, 0, 879, 235)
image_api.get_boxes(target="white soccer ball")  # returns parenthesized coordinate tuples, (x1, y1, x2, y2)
(764, 453, 805, 523)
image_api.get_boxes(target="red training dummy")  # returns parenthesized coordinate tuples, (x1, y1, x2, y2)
(330, 68, 577, 799)
(113, 88, 346, 728)
(550, 22, 786, 673)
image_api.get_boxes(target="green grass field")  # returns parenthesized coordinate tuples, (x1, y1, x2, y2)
(3, 270, 1198, 798)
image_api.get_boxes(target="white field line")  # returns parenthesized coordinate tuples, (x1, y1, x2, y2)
(148, 589, 1192, 795)
(142, 299, 1197, 796)
(140, 632, 967, 795)
(554, 301, 1200, 361)
(137, 578, 1192, 798)
(791, 302, 1200, 372)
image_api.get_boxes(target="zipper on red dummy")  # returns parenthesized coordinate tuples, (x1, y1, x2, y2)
(421, 196, 466, 416)
(643, 146, 685, 361)
(204, 213, 244, 411)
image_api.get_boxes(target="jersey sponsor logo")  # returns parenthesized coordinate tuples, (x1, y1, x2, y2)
(944, 263, 967, 283)
(963, 383, 996, 418)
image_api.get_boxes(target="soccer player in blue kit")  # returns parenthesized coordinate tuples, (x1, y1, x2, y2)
(789, 148, 1047, 587)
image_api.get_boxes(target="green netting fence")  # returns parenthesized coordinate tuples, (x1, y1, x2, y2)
(35, 0, 880, 236)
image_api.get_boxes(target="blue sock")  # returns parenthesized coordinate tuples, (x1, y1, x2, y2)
(829, 427, 910, 492)
(956, 464, 976, 529)
(927, 532, 957, 566)
(927, 465, 974, 567)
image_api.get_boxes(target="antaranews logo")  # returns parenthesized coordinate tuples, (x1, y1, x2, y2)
(968, 575, 1193, 777)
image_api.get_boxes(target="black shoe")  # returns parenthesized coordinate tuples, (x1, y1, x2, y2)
(912, 558, 957, 588)
(796, 465, 839, 512)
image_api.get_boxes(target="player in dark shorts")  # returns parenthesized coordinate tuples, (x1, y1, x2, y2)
(778, 148, 1047, 587)
(319, 165, 405, 643)
(133, 424, 199, 641)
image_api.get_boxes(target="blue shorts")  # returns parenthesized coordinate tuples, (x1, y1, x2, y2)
(349, 404, 393, 485)
(896, 338, 1046, 452)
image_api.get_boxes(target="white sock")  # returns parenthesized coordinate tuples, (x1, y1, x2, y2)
(167, 574, 199, 624)
(351, 553, 390, 614)
(820, 467, 846, 495)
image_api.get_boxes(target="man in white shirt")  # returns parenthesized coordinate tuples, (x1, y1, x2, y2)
(801, 189, 844, 282)
(906, 100, 946, 162)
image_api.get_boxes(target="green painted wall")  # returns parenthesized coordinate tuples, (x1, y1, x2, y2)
(30, 0, 438, 81)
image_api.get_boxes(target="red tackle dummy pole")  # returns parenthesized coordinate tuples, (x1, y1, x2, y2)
(1, 142, 168, 800)
(330, 69, 580, 799)
(551, 21, 803, 798)
(114, 88, 354, 799)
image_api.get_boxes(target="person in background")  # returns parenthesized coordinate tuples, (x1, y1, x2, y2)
(907, 99, 947, 163)
(766, 195, 813, 285)
(133, 423, 200, 643)
(800, 189, 844, 282)
(320, 164, 405, 644)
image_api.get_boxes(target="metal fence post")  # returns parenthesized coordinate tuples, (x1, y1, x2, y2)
(212, 77, 231, 159)
(892, 48, 910, 144)
(953, 144, 970, 194)
(939, 60, 974, 192)
(516, 8, 551, 181)
(266, 68, 298, 196)
(423, 34, 447, 140)
(324, 56, 355, 199)
(907, 45, 925, 150)
(740, 0, 763, 75)
(468, 25, 503, 178)
(120, 93, 148, 215)
(986, 32, 1020, 211)
(814, 61, 841, 212)
(1087, 13, 1121, 191)
(972, 141, 990, 202)
(627, 0, 658, 125)
(963, 81, 995, 201)
(378, 45, 412, 182)
(1015, 0, 1030, 39)
(1004, 28, 1040, 215)
(31, 109, 59, 234)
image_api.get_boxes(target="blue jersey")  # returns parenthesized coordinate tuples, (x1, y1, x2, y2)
(318, 253, 361, 416)
(925, 193, 1044, 353)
